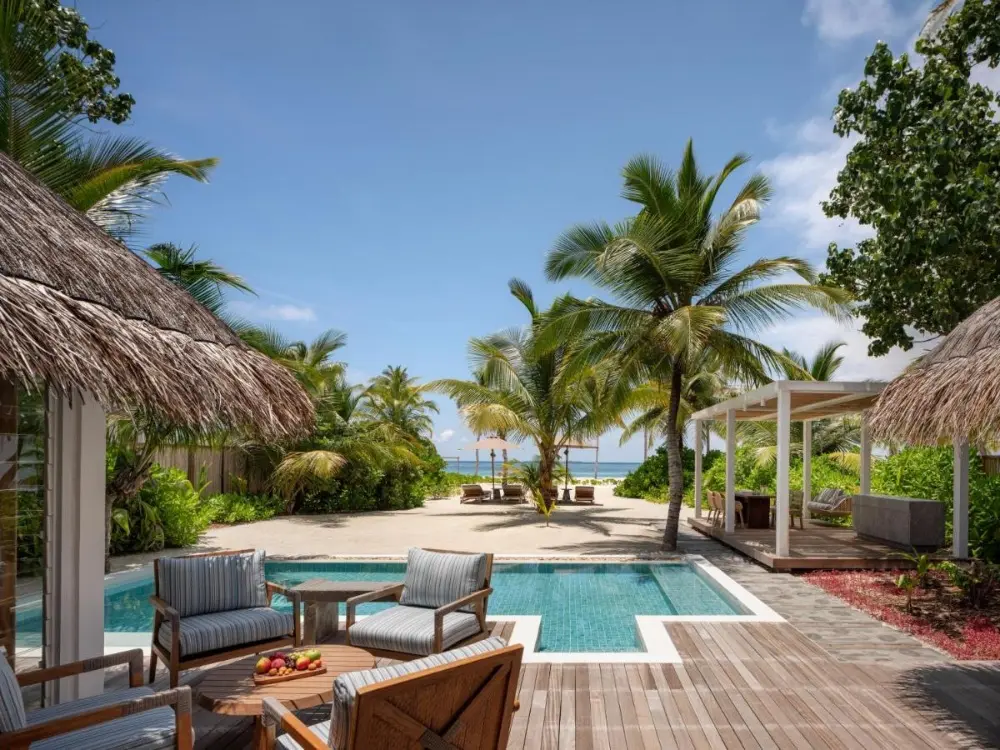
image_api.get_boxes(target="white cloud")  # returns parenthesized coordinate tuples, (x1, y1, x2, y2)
(229, 301, 317, 322)
(433, 428, 455, 443)
(761, 314, 935, 381)
(760, 119, 870, 253)
(802, 0, 906, 43)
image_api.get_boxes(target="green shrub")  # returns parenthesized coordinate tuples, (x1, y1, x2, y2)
(110, 465, 212, 554)
(206, 493, 284, 524)
(615, 444, 723, 499)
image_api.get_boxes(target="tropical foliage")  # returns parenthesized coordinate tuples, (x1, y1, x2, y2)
(542, 141, 850, 548)
(615, 444, 723, 500)
(0, 0, 216, 239)
(822, 0, 1000, 354)
(432, 279, 628, 508)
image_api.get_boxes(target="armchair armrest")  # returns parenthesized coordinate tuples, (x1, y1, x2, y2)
(149, 595, 181, 623)
(17, 648, 146, 689)
(262, 697, 327, 750)
(345, 583, 405, 632)
(433, 587, 492, 652)
(2, 686, 193, 749)
(266, 581, 302, 645)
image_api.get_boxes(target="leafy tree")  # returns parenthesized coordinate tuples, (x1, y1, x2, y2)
(7, 0, 135, 124)
(360, 366, 438, 440)
(433, 279, 627, 506)
(0, 0, 216, 238)
(542, 141, 849, 549)
(822, 0, 1000, 354)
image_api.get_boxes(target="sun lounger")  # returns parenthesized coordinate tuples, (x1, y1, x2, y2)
(502, 483, 525, 502)
(574, 485, 595, 503)
(460, 484, 487, 503)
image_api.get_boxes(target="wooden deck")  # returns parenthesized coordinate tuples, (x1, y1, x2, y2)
(87, 619, 999, 749)
(687, 517, 927, 571)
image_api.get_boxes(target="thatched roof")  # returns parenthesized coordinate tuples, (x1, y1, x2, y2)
(0, 152, 313, 437)
(869, 296, 1000, 444)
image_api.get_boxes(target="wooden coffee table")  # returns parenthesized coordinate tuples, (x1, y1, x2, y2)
(196, 644, 375, 748)
(293, 579, 401, 643)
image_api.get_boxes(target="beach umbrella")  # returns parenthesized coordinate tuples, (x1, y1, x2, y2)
(463, 437, 520, 493)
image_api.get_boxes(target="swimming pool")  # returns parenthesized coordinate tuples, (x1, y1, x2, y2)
(16, 558, 776, 658)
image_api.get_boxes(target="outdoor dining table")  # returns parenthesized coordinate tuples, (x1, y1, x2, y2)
(734, 490, 772, 529)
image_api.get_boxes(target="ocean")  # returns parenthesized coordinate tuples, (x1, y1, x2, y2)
(443, 459, 641, 480)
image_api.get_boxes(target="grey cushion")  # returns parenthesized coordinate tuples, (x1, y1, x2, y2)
(0, 648, 25, 732)
(398, 548, 488, 612)
(32, 708, 178, 750)
(809, 487, 845, 511)
(28, 687, 154, 726)
(158, 607, 293, 657)
(276, 637, 508, 750)
(157, 550, 267, 617)
(347, 605, 482, 656)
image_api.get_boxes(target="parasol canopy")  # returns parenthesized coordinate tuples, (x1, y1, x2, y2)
(461, 437, 521, 492)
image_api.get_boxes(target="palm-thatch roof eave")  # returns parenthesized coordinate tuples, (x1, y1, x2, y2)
(868, 296, 1000, 445)
(0, 152, 313, 437)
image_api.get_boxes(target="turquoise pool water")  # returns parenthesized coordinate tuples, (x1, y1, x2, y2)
(17, 561, 743, 653)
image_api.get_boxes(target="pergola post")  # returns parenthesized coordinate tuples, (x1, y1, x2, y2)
(725, 409, 736, 533)
(776, 388, 791, 557)
(953, 438, 969, 559)
(860, 413, 872, 495)
(802, 420, 812, 523)
(693, 420, 703, 519)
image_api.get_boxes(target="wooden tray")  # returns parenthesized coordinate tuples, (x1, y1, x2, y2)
(253, 666, 327, 686)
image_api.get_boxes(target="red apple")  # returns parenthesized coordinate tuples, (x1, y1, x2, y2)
(255, 657, 271, 675)
(296, 656, 310, 671)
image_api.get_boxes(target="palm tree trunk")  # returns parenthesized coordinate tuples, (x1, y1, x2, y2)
(539, 448, 556, 512)
(662, 362, 685, 551)
(474, 448, 480, 476)
(502, 449, 508, 481)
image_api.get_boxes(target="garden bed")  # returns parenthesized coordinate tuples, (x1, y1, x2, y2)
(802, 568, 1000, 660)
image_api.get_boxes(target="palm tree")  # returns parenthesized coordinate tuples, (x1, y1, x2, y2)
(242, 328, 348, 399)
(737, 341, 860, 467)
(542, 141, 850, 549)
(360, 366, 439, 440)
(0, 1, 216, 238)
(432, 279, 628, 506)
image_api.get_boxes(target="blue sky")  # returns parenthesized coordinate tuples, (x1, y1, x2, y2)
(80, 0, 937, 461)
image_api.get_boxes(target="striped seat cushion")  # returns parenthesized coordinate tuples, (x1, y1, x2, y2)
(808, 487, 845, 510)
(346, 605, 482, 656)
(28, 687, 153, 726)
(158, 551, 267, 617)
(158, 607, 293, 657)
(276, 637, 508, 750)
(0, 648, 25, 732)
(398, 548, 488, 612)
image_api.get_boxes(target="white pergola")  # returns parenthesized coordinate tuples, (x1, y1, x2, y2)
(690, 381, 892, 558)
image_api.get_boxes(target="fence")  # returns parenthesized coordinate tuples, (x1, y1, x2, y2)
(151, 446, 269, 495)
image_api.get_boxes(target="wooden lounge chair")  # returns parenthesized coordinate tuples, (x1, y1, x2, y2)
(807, 488, 853, 519)
(149, 548, 301, 687)
(460, 484, 487, 503)
(263, 637, 522, 750)
(574, 485, 596, 503)
(501, 483, 525, 503)
(346, 548, 493, 661)
(0, 647, 193, 750)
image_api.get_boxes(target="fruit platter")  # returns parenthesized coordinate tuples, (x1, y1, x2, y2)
(253, 648, 326, 685)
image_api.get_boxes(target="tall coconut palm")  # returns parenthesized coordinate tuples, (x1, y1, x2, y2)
(242, 328, 348, 400)
(360, 365, 439, 440)
(0, 1, 216, 238)
(432, 279, 627, 506)
(542, 141, 851, 549)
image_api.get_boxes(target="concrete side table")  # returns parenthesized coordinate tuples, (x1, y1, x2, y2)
(292, 579, 402, 644)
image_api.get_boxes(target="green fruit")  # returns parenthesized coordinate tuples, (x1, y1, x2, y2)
(305, 648, 322, 661)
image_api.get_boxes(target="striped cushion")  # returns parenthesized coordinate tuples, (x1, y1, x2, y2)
(346, 605, 482, 656)
(158, 608, 293, 657)
(398, 549, 488, 612)
(158, 551, 267, 617)
(276, 637, 507, 750)
(810, 487, 845, 510)
(32, 707, 178, 750)
(0, 648, 25, 732)
(28, 687, 153, 726)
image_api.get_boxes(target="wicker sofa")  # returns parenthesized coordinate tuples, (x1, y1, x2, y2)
(149, 549, 301, 687)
